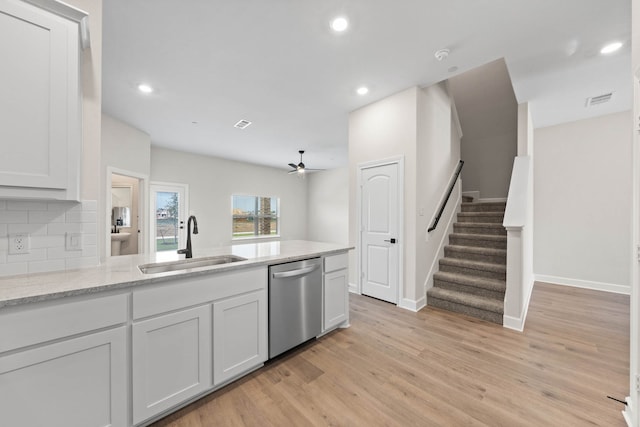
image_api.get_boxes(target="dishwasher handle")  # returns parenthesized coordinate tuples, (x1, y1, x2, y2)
(271, 264, 319, 279)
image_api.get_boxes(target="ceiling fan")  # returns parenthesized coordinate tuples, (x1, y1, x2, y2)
(287, 150, 324, 174)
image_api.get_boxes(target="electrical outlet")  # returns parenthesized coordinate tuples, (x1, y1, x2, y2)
(9, 233, 30, 255)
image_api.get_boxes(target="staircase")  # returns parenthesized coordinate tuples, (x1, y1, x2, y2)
(427, 197, 507, 324)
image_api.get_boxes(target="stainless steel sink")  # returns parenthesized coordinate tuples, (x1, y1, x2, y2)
(138, 255, 247, 274)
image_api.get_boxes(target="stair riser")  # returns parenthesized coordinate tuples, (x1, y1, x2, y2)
(439, 262, 506, 281)
(428, 297, 503, 324)
(457, 215, 504, 224)
(461, 203, 506, 213)
(449, 236, 507, 250)
(453, 224, 507, 236)
(433, 280, 505, 300)
(444, 248, 506, 265)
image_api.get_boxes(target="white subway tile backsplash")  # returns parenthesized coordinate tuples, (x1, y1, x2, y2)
(0, 200, 98, 277)
(7, 201, 47, 211)
(7, 248, 47, 263)
(29, 210, 65, 224)
(66, 211, 97, 224)
(31, 235, 65, 249)
(29, 259, 66, 274)
(8, 223, 47, 236)
(66, 256, 99, 270)
(81, 200, 97, 211)
(0, 211, 28, 224)
(0, 263, 28, 276)
(47, 201, 77, 212)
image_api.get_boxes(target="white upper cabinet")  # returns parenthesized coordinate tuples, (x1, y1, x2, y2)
(0, 0, 89, 200)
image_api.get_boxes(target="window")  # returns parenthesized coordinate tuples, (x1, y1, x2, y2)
(232, 195, 279, 239)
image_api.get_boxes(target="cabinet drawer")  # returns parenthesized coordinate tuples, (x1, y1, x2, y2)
(133, 267, 267, 319)
(0, 294, 128, 353)
(324, 252, 348, 273)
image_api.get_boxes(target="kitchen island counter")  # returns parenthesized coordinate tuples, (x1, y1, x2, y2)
(0, 240, 352, 308)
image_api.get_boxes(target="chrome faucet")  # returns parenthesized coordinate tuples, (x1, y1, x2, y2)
(177, 215, 198, 259)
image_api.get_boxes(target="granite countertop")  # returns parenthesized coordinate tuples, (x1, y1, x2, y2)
(0, 240, 352, 308)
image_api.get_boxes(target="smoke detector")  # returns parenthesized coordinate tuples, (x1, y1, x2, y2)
(434, 48, 450, 61)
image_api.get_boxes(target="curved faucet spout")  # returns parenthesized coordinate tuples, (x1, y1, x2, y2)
(178, 215, 198, 258)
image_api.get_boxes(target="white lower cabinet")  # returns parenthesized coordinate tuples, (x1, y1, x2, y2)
(213, 290, 267, 385)
(132, 305, 212, 425)
(323, 252, 350, 332)
(324, 269, 349, 331)
(0, 327, 127, 427)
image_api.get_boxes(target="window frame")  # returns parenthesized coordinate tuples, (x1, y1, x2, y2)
(231, 194, 280, 240)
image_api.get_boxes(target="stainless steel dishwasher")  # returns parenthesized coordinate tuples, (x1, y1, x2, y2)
(268, 257, 322, 359)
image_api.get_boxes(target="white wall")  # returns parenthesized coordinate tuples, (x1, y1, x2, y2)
(449, 59, 518, 199)
(150, 147, 308, 251)
(416, 84, 460, 301)
(349, 84, 459, 307)
(306, 168, 348, 245)
(101, 114, 151, 177)
(349, 87, 418, 301)
(534, 111, 632, 292)
(627, 3, 640, 424)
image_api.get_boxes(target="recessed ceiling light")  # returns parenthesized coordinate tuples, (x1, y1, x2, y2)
(137, 83, 153, 94)
(356, 87, 369, 95)
(330, 17, 348, 32)
(600, 42, 623, 54)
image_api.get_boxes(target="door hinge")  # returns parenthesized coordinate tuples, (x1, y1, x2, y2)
(636, 375, 640, 392)
(637, 245, 640, 262)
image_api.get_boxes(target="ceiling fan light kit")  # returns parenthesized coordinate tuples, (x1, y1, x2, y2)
(287, 150, 324, 175)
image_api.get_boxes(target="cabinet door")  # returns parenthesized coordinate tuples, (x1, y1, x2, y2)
(213, 290, 267, 385)
(132, 305, 211, 425)
(324, 269, 349, 331)
(0, 0, 81, 199)
(0, 327, 127, 427)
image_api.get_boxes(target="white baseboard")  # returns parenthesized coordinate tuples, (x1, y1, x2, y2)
(623, 396, 633, 427)
(348, 282, 359, 294)
(503, 278, 535, 332)
(399, 296, 426, 312)
(535, 274, 631, 295)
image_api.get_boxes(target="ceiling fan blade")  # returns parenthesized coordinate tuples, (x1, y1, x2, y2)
(287, 169, 299, 174)
(288, 163, 297, 169)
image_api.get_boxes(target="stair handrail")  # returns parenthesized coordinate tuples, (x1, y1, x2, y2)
(428, 160, 464, 233)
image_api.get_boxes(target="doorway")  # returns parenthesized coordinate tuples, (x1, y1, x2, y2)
(358, 158, 403, 304)
(150, 182, 189, 255)
(106, 168, 147, 258)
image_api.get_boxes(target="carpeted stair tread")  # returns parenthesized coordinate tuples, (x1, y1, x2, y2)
(461, 202, 506, 213)
(440, 257, 506, 272)
(427, 296, 503, 324)
(453, 222, 507, 236)
(445, 245, 506, 257)
(449, 233, 507, 250)
(439, 257, 506, 282)
(457, 212, 505, 224)
(433, 271, 506, 293)
(427, 287, 504, 314)
(444, 244, 506, 264)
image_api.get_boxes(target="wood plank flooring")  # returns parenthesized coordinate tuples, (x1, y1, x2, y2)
(151, 283, 629, 426)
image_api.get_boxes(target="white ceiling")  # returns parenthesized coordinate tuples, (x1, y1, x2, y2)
(102, 0, 631, 171)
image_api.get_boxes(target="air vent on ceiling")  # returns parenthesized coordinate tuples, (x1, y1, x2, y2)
(234, 119, 252, 129)
(585, 93, 613, 107)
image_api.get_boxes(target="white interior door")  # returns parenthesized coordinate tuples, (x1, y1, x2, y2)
(360, 162, 400, 304)
(150, 183, 188, 255)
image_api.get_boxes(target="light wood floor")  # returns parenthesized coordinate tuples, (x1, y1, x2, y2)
(152, 283, 629, 426)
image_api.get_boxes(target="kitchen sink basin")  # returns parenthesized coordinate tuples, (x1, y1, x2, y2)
(138, 255, 247, 274)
